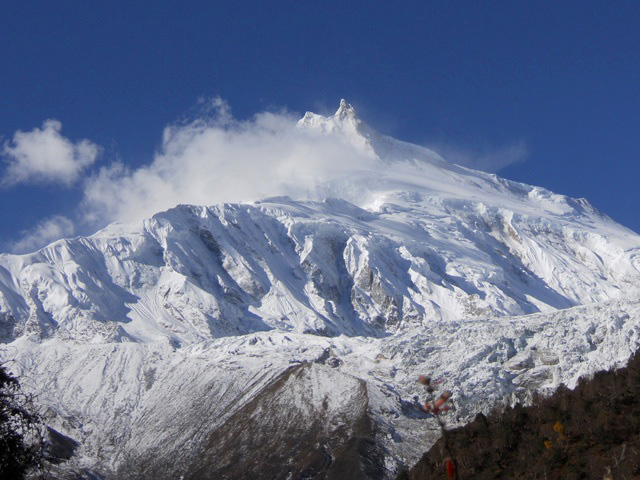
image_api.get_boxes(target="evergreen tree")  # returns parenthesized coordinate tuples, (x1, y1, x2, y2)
(0, 364, 44, 479)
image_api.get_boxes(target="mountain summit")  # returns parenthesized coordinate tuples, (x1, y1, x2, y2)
(1, 101, 640, 478)
(299, 99, 362, 132)
(297, 99, 444, 165)
(297, 99, 378, 156)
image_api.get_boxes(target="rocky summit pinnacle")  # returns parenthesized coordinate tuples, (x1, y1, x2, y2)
(336, 98, 359, 121)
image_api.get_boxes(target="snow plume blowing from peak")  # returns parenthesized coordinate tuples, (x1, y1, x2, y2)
(82, 99, 380, 225)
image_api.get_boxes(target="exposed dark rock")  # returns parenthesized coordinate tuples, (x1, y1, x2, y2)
(117, 363, 384, 480)
(184, 363, 384, 480)
(45, 426, 79, 464)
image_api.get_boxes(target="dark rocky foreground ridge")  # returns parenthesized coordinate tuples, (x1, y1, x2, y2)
(114, 362, 384, 480)
(184, 363, 383, 480)
(403, 349, 640, 480)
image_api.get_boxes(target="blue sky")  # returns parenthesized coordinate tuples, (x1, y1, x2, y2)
(1, 1, 639, 251)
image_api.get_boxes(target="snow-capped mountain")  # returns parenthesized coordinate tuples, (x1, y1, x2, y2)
(2, 101, 640, 478)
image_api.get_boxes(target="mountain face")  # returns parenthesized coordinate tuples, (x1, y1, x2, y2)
(1, 101, 640, 478)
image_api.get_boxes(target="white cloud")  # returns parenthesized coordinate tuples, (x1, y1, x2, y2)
(81, 99, 374, 225)
(8, 215, 75, 254)
(80, 99, 532, 228)
(426, 141, 529, 172)
(2, 119, 100, 186)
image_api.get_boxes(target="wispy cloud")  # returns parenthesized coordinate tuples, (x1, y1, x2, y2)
(426, 141, 529, 173)
(1, 119, 100, 186)
(81, 99, 531, 227)
(8, 215, 75, 254)
(81, 99, 373, 225)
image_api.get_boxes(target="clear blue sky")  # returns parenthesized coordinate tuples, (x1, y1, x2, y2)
(1, 1, 639, 251)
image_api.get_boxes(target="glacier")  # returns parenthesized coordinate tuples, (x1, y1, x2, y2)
(1, 101, 640, 478)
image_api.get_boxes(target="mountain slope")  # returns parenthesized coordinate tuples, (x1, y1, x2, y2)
(406, 348, 640, 479)
(1, 101, 640, 478)
(1, 102, 638, 346)
(183, 362, 381, 480)
(0, 191, 638, 345)
(4, 295, 640, 477)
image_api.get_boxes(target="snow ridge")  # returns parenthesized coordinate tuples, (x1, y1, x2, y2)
(0, 191, 638, 346)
